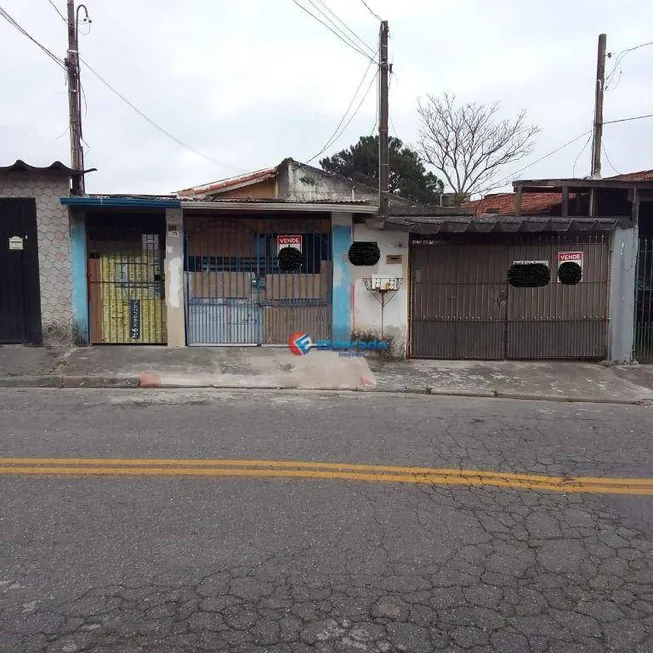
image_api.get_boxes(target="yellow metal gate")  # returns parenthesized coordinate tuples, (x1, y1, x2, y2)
(87, 216, 166, 344)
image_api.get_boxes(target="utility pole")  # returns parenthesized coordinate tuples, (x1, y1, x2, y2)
(590, 33, 607, 179)
(66, 0, 85, 194)
(378, 20, 389, 224)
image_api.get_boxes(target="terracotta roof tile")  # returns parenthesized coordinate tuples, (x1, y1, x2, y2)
(605, 169, 653, 182)
(462, 192, 565, 216)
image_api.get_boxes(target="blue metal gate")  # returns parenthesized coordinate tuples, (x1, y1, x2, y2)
(184, 217, 332, 345)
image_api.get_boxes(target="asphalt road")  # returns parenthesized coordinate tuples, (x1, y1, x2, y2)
(1, 388, 653, 653)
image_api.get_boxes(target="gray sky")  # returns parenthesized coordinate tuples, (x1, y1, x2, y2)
(1, 0, 652, 196)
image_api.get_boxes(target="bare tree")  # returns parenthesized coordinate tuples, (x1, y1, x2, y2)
(417, 93, 540, 205)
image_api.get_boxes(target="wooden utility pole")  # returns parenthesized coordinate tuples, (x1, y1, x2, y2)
(590, 33, 607, 179)
(66, 0, 85, 194)
(378, 20, 389, 223)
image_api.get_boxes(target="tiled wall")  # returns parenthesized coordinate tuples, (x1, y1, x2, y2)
(0, 172, 72, 345)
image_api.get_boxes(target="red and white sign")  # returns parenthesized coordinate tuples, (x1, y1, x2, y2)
(277, 235, 302, 254)
(558, 251, 583, 265)
(557, 251, 583, 283)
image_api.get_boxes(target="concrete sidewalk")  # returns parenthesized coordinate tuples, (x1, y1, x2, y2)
(0, 346, 375, 391)
(2, 345, 653, 404)
(367, 359, 653, 404)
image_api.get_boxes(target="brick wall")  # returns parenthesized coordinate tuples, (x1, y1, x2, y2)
(0, 172, 72, 345)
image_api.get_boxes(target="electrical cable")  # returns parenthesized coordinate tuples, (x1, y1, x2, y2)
(310, 0, 376, 57)
(602, 143, 622, 175)
(492, 130, 592, 189)
(291, 0, 376, 62)
(305, 59, 378, 163)
(606, 41, 653, 90)
(604, 113, 653, 125)
(46, 0, 66, 22)
(359, 0, 381, 21)
(572, 132, 592, 178)
(79, 57, 245, 172)
(0, 5, 66, 70)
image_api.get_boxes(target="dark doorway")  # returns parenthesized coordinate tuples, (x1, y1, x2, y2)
(0, 199, 42, 344)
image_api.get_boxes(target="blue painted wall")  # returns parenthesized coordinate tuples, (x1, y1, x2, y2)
(331, 216, 352, 342)
(70, 212, 89, 345)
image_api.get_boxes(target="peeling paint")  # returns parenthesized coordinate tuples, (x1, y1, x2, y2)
(167, 257, 182, 309)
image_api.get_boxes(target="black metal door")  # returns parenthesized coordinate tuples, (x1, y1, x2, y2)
(0, 199, 42, 344)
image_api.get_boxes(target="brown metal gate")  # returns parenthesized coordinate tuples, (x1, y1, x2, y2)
(410, 234, 609, 360)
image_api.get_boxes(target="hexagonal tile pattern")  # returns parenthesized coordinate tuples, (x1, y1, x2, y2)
(1, 172, 73, 345)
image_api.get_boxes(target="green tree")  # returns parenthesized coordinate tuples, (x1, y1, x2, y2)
(320, 135, 443, 205)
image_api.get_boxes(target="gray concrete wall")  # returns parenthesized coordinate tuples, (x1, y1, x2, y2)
(609, 224, 638, 363)
(0, 171, 72, 345)
(280, 160, 378, 202)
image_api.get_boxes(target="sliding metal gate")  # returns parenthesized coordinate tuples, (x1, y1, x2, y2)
(410, 234, 610, 360)
(184, 217, 332, 345)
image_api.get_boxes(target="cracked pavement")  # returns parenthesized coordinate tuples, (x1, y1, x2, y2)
(1, 388, 653, 652)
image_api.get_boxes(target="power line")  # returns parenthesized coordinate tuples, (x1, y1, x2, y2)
(493, 130, 592, 187)
(606, 41, 653, 90)
(602, 143, 622, 175)
(495, 113, 653, 187)
(0, 5, 66, 70)
(46, 0, 66, 22)
(604, 112, 653, 125)
(311, 0, 376, 57)
(79, 57, 245, 172)
(305, 0, 376, 59)
(572, 132, 592, 178)
(291, 0, 376, 62)
(306, 58, 378, 163)
(359, 0, 381, 21)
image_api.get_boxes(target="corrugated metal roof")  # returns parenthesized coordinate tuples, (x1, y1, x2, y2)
(387, 215, 619, 234)
(0, 159, 82, 174)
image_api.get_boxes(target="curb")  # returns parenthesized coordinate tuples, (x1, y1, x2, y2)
(62, 376, 139, 389)
(0, 375, 62, 388)
(0, 376, 651, 406)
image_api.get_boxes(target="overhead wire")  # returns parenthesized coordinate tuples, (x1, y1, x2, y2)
(359, 0, 381, 21)
(604, 113, 653, 125)
(492, 130, 593, 189)
(7, 1, 241, 173)
(79, 57, 245, 172)
(602, 143, 622, 175)
(0, 5, 66, 70)
(572, 132, 592, 178)
(310, 0, 376, 57)
(291, 0, 376, 62)
(305, 56, 378, 163)
(46, 0, 66, 22)
(606, 41, 653, 91)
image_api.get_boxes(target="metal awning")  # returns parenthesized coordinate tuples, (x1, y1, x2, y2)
(387, 215, 621, 234)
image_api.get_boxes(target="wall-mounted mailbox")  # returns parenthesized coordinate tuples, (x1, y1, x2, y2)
(386, 254, 402, 265)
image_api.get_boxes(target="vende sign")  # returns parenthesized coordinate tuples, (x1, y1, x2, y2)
(277, 235, 302, 253)
(558, 251, 583, 265)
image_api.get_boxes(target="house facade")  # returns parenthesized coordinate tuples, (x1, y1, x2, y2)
(5, 153, 648, 362)
(0, 161, 79, 346)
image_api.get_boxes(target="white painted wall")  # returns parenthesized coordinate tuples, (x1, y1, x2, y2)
(351, 224, 409, 357)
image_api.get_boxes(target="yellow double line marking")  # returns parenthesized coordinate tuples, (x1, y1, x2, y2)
(1, 457, 652, 495)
